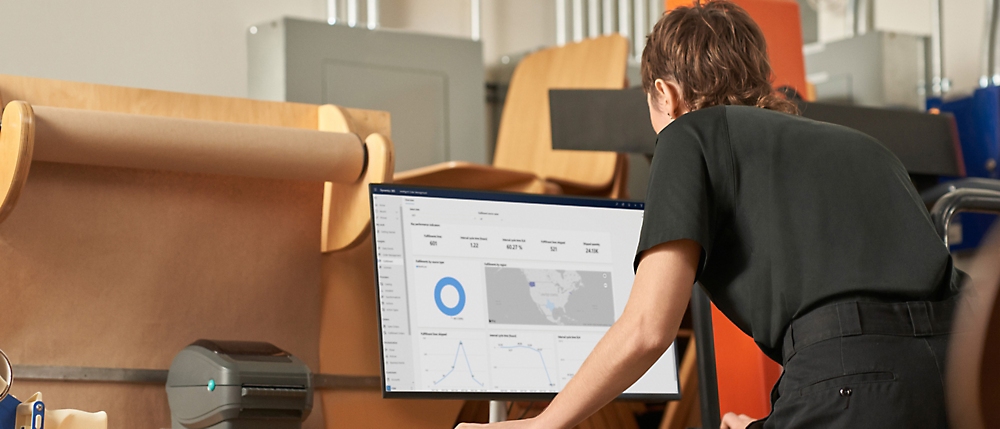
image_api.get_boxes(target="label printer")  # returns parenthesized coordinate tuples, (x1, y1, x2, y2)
(166, 340, 313, 429)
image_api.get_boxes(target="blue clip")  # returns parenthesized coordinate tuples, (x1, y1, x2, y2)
(0, 394, 21, 429)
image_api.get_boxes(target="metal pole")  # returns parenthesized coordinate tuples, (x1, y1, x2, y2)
(573, 0, 585, 42)
(982, 0, 1000, 87)
(618, 0, 631, 40)
(649, 0, 663, 30)
(471, 0, 481, 41)
(854, 0, 874, 36)
(489, 400, 508, 423)
(589, 0, 600, 38)
(347, 0, 359, 27)
(633, 0, 646, 60)
(846, 0, 858, 37)
(327, 0, 339, 25)
(556, 0, 568, 45)
(929, 0, 947, 96)
(603, 0, 615, 34)
(367, 0, 379, 29)
(10, 364, 382, 391)
(691, 288, 722, 429)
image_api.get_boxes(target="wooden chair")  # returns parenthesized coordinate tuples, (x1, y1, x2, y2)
(0, 75, 463, 428)
(395, 34, 630, 198)
(947, 228, 1000, 429)
(922, 184, 1000, 429)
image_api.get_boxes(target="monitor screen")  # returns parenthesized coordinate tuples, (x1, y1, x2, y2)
(370, 184, 680, 400)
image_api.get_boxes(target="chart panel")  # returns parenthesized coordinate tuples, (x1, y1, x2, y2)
(418, 333, 489, 391)
(486, 267, 615, 327)
(488, 332, 558, 391)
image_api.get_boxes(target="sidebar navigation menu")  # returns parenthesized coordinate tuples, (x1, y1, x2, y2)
(372, 194, 414, 391)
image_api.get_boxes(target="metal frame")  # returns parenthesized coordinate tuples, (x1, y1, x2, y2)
(691, 287, 721, 429)
(931, 188, 1000, 247)
(9, 365, 380, 391)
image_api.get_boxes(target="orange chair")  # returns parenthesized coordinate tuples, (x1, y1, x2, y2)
(664, 0, 807, 94)
(663, 0, 806, 423)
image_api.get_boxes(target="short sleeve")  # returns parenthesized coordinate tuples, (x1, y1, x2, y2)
(633, 117, 721, 276)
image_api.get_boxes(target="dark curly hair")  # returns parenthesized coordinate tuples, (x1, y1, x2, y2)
(641, 0, 798, 115)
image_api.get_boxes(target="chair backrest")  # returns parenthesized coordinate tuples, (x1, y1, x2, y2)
(665, 0, 807, 95)
(492, 35, 628, 189)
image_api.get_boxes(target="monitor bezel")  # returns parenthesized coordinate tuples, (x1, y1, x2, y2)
(368, 183, 681, 402)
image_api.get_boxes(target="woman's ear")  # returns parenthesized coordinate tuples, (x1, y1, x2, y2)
(654, 79, 686, 118)
(651, 79, 669, 114)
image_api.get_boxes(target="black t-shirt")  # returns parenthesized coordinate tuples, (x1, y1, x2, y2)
(634, 105, 955, 362)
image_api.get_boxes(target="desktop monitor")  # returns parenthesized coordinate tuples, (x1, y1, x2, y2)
(370, 184, 681, 400)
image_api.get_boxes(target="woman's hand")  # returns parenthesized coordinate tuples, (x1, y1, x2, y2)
(720, 412, 755, 429)
(456, 411, 755, 429)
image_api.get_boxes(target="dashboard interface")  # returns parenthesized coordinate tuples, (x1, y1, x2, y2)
(370, 185, 679, 399)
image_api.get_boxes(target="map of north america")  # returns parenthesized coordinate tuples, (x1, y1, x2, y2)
(485, 267, 615, 327)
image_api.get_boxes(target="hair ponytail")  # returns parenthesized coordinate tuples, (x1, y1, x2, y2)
(755, 93, 798, 115)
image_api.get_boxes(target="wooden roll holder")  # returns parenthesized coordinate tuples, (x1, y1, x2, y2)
(0, 100, 393, 252)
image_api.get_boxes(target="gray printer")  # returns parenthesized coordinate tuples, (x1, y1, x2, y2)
(166, 340, 313, 429)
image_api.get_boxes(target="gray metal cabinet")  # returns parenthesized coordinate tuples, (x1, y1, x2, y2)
(248, 18, 488, 171)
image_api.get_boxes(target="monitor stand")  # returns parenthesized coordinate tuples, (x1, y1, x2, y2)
(489, 400, 507, 423)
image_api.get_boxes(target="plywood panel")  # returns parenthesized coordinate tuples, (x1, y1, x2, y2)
(8, 381, 327, 429)
(0, 74, 390, 140)
(321, 390, 464, 428)
(0, 74, 318, 128)
(0, 74, 421, 428)
(7, 382, 172, 429)
(0, 163, 325, 427)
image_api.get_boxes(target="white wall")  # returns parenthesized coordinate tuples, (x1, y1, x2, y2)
(0, 0, 328, 98)
(0, 0, 554, 98)
(380, 0, 557, 68)
(939, 0, 985, 96)
(480, 0, 557, 68)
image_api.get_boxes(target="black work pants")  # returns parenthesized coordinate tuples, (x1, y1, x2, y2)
(761, 299, 954, 428)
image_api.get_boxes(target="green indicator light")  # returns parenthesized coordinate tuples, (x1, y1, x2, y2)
(207, 379, 216, 391)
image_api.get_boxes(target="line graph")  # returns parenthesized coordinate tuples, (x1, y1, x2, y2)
(420, 335, 489, 390)
(433, 341, 485, 387)
(489, 333, 559, 391)
(555, 333, 601, 386)
(497, 344, 555, 387)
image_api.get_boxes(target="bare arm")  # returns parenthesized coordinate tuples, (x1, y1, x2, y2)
(457, 239, 700, 429)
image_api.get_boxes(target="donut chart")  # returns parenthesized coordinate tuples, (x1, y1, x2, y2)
(434, 277, 466, 316)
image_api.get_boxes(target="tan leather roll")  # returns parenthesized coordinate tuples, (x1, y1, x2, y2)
(31, 105, 366, 184)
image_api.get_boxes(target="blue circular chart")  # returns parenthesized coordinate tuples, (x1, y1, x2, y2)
(434, 277, 466, 316)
